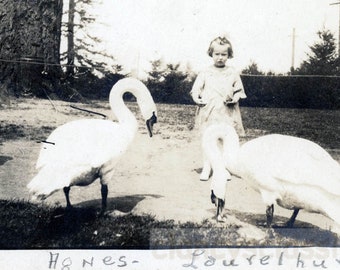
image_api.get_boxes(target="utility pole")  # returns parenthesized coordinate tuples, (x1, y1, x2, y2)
(66, 0, 75, 79)
(330, 1, 340, 56)
(290, 28, 296, 72)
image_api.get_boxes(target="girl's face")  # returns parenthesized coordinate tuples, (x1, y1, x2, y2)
(212, 43, 229, 68)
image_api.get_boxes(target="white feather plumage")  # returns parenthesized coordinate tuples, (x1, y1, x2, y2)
(27, 78, 157, 211)
(202, 123, 340, 229)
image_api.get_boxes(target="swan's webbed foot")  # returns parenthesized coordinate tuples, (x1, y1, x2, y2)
(266, 228, 276, 239)
(217, 198, 226, 221)
(217, 213, 227, 223)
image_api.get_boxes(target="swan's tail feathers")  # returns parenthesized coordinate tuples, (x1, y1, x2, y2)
(323, 196, 340, 226)
(27, 173, 57, 201)
(321, 190, 340, 236)
(27, 166, 73, 201)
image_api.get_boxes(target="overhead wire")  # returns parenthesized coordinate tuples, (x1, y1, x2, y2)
(2, 57, 340, 78)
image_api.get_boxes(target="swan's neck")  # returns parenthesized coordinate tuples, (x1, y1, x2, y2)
(222, 134, 241, 176)
(109, 84, 139, 134)
(206, 139, 227, 175)
(109, 79, 156, 138)
(203, 124, 241, 176)
(112, 92, 137, 124)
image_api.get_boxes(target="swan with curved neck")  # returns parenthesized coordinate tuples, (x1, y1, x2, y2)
(203, 123, 340, 230)
(27, 78, 157, 213)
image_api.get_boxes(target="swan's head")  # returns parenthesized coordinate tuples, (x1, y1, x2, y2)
(210, 168, 231, 222)
(113, 78, 158, 137)
(136, 87, 157, 137)
(211, 190, 227, 223)
(146, 111, 157, 137)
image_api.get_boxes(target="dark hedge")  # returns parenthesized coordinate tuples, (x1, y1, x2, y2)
(240, 75, 340, 109)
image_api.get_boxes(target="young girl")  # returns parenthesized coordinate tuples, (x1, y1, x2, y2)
(191, 35, 247, 180)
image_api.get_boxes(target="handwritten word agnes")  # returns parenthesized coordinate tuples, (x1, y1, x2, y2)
(48, 252, 139, 269)
(183, 249, 340, 269)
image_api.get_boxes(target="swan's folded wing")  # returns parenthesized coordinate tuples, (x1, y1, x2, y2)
(239, 134, 340, 196)
(37, 119, 134, 169)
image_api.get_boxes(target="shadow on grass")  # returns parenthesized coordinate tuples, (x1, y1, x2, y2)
(0, 195, 163, 249)
(1, 198, 339, 249)
(75, 194, 162, 213)
(230, 210, 339, 247)
(0, 155, 13, 165)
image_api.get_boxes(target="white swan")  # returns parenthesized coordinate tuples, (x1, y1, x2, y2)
(27, 78, 157, 213)
(202, 123, 340, 230)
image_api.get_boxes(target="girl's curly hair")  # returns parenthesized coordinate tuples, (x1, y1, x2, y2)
(207, 36, 234, 58)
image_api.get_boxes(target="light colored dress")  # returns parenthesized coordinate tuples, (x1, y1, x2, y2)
(191, 65, 247, 136)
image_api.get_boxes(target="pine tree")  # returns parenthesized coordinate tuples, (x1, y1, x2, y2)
(242, 61, 265, 75)
(62, 0, 120, 79)
(296, 29, 338, 75)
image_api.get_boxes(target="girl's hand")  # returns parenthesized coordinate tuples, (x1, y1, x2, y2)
(224, 100, 234, 105)
(226, 92, 241, 104)
(196, 98, 207, 107)
(224, 97, 239, 105)
(231, 96, 240, 103)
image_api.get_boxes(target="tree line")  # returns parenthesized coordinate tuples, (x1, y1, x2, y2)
(0, 0, 339, 109)
(146, 29, 340, 109)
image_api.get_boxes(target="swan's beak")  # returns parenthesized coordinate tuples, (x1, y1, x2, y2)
(146, 112, 157, 137)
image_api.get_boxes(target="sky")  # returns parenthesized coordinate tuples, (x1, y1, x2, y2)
(88, 0, 339, 77)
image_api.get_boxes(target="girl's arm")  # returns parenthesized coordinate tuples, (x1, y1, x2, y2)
(190, 72, 206, 105)
(231, 73, 246, 103)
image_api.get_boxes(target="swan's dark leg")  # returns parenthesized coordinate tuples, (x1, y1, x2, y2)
(217, 199, 225, 216)
(100, 184, 108, 214)
(217, 198, 226, 222)
(63, 186, 72, 208)
(265, 204, 276, 238)
(286, 209, 299, 227)
(266, 204, 274, 228)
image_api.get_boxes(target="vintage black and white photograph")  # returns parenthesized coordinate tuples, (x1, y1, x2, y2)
(0, 0, 340, 269)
